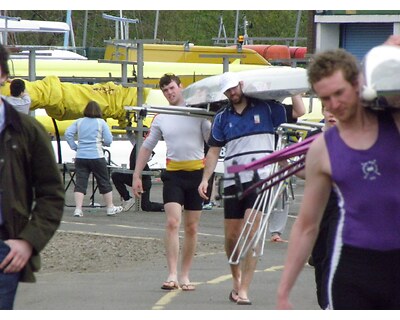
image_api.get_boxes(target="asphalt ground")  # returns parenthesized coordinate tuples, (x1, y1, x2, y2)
(12, 175, 321, 314)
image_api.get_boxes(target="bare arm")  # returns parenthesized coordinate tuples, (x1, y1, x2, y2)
(276, 136, 331, 309)
(295, 166, 306, 180)
(291, 95, 306, 119)
(132, 146, 154, 197)
(384, 35, 400, 46)
(198, 146, 221, 200)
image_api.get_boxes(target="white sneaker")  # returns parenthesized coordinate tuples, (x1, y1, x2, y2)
(107, 206, 123, 216)
(122, 198, 136, 212)
(73, 209, 83, 217)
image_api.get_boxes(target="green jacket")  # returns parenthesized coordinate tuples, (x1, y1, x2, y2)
(0, 99, 65, 282)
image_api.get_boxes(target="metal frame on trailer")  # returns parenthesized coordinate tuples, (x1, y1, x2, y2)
(223, 121, 324, 265)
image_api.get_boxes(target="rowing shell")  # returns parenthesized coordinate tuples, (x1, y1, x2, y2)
(182, 66, 309, 110)
(361, 44, 400, 108)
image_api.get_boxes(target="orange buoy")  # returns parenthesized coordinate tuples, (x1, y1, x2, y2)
(241, 45, 267, 57)
(263, 45, 290, 60)
(241, 45, 290, 61)
(289, 46, 307, 59)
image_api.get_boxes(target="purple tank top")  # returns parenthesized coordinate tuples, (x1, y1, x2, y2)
(325, 111, 400, 250)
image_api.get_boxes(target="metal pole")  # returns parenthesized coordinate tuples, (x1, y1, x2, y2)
(64, 10, 72, 47)
(234, 10, 240, 44)
(222, 57, 229, 73)
(137, 42, 144, 107)
(28, 49, 36, 81)
(294, 10, 302, 47)
(82, 10, 88, 56)
(69, 14, 76, 50)
(217, 15, 222, 44)
(243, 15, 248, 45)
(4, 14, 8, 46)
(119, 10, 124, 39)
(154, 10, 159, 40)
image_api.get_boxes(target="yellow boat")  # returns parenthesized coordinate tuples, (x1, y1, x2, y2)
(2, 49, 274, 135)
(104, 43, 270, 66)
(8, 58, 272, 88)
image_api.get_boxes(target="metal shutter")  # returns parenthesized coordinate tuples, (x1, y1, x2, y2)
(340, 23, 393, 60)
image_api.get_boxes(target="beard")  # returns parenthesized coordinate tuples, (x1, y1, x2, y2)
(230, 92, 244, 105)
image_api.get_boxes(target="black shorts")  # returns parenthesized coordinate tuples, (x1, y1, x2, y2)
(331, 245, 400, 309)
(223, 181, 258, 219)
(161, 169, 203, 211)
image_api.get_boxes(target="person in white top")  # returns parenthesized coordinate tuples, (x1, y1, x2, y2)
(132, 74, 211, 291)
(4, 79, 31, 114)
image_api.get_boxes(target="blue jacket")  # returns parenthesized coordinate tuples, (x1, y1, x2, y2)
(65, 117, 113, 159)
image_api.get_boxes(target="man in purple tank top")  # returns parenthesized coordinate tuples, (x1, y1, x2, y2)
(277, 37, 400, 310)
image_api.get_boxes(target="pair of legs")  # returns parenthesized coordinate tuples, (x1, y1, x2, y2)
(164, 203, 201, 286)
(73, 191, 114, 209)
(111, 171, 163, 212)
(224, 210, 261, 303)
(224, 182, 261, 304)
(161, 169, 203, 288)
(268, 191, 289, 241)
(73, 158, 120, 214)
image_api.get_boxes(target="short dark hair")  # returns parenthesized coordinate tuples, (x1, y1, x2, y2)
(159, 73, 181, 88)
(0, 44, 10, 79)
(83, 101, 103, 118)
(10, 79, 25, 97)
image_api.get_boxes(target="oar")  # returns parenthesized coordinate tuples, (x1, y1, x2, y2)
(227, 133, 320, 174)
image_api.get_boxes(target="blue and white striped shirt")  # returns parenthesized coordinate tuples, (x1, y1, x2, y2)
(208, 97, 291, 187)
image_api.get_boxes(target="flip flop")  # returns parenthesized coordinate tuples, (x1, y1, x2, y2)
(161, 280, 179, 290)
(271, 234, 285, 242)
(180, 283, 196, 291)
(237, 297, 252, 305)
(229, 290, 239, 303)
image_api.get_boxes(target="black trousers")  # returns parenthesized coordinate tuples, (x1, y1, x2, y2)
(111, 172, 163, 212)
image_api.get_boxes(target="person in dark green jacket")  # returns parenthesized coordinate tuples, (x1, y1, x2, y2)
(0, 44, 65, 309)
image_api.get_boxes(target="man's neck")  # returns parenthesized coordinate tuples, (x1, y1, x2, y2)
(170, 97, 186, 107)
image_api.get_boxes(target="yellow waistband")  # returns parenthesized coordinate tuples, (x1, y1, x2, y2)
(166, 159, 205, 171)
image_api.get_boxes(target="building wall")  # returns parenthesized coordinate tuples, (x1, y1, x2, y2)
(314, 12, 400, 59)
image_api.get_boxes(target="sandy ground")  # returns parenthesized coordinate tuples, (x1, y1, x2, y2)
(40, 231, 224, 273)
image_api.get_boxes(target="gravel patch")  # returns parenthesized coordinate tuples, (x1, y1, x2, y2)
(40, 231, 223, 273)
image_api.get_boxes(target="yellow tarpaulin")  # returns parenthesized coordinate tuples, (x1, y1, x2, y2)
(1, 75, 151, 128)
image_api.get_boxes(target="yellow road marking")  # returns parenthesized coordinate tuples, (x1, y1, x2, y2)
(152, 264, 285, 309)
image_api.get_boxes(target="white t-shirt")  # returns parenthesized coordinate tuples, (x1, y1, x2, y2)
(3, 94, 31, 114)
